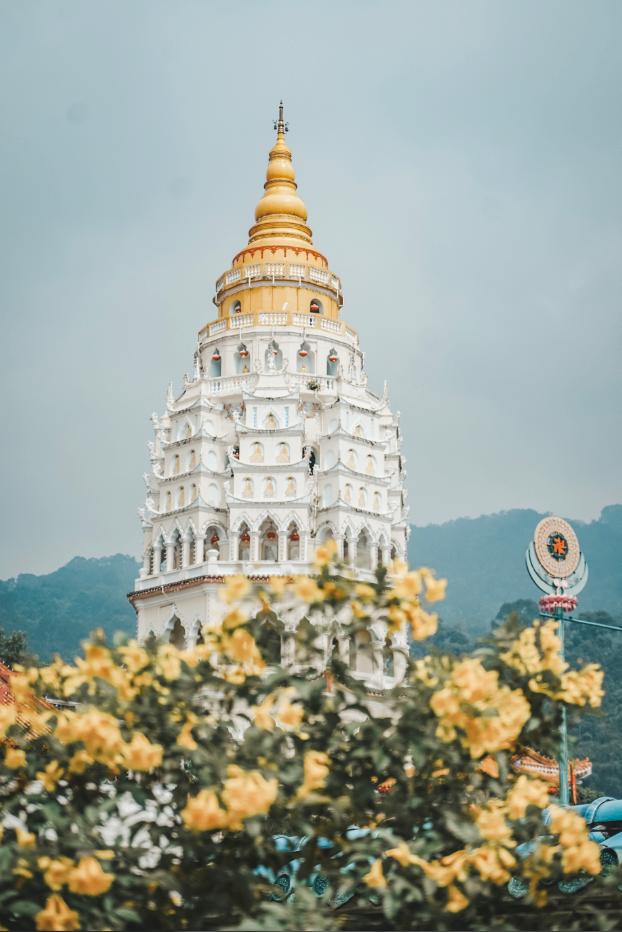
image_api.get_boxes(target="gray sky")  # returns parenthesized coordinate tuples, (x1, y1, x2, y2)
(1, 0, 621, 578)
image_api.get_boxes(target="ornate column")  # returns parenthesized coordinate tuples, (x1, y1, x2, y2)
(153, 541, 162, 574)
(165, 540, 175, 573)
(250, 531, 260, 563)
(278, 531, 287, 562)
(229, 532, 238, 562)
(195, 535, 205, 565)
(181, 533, 191, 568)
(141, 549, 150, 578)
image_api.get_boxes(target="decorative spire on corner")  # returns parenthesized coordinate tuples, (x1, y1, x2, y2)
(273, 100, 288, 136)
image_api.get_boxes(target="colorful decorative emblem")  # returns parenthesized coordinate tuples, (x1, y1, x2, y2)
(533, 516, 580, 579)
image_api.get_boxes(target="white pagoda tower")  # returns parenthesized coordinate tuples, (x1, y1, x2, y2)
(129, 105, 409, 686)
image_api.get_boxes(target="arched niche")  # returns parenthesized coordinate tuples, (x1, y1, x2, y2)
(259, 517, 278, 561)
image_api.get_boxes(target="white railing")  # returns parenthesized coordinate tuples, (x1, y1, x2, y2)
(245, 265, 261, 278)
(330, 276, 340, 290)
(321, 318, 341, 333)
(209, 320, 226, 335)
(205, 375, 256, 394)
(230, 314, 253, 328)
(259, 312, 288, 325)
(265, 263, 284, 277)
(289, 264, 305, 277)
(225, 270, 241, 285)
(293, 314, 317, 328)
(309, 268, 329, 284)
(288, 373, 336, 393)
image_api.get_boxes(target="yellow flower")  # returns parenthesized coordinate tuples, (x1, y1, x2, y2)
(38, 856, 74, 891)
(177, 714, 198, 751)
(354, 583, 375, 601)
(269, 576, 289, 595)
(67, 856, 114, 896)
(425, 576, 447, 602)
(182, 789, 228, 832)
(474, 801, 514, 846)
(277, 701, 304, 730)
(36, 761, 64, 792)
(35, 894, 80, 931)
(253, 694, 276, 731)
(0, 704, 17, 738)
(224, 629, 265, 669)
(392, 570, 422, 600)
(470, 845, 514, 884)
(222, 766, 278, 830)
(297, 749, 330, 798)
(68, 750, 93, 774)
(155, 646, 181, 681)
(445, 885, 468, 913)
(561, 840, 601, 875)
(118, 641, 150, 673)
(363, 859, 387, 889)
(405, 605, 438, 640)
(294, 576, 325, 603)
(385, 841, 416, 867)
(16, 827, 35, 847)
(4, 747, 26, 769)
(314, 539, 337, 566)
(122, 732, 163, 772)
(222, 607, 248, 630)
(221, 575, 251, 604)
(506, 775, 550, 819)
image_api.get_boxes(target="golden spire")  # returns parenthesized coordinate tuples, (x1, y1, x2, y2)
(248, 101, 313, 247)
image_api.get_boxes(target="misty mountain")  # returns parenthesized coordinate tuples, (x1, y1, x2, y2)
(409, 505, 622, 631)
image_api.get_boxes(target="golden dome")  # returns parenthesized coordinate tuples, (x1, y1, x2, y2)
(248, 102, 313, 247)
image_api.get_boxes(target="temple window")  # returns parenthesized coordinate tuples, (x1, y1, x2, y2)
(373, 491, 381, 512)
(238, 523, 251, 561)
(276, 442, 290, 463)
(172, 531, 182, 570)
(264, 476, 276, 498)
(232, 299, 242, 314)
(205, 526, 221, 557)
(287, 522, 301, 560)
(168, 616, 186, 649)
(178, 486, 185, 508)
(250, 442, 264, 464)
(344, 483, 353, 505)
(285, 476, 296, 498)
(309, 298, 322, 314)
(366, 454, 375, 475)
(235, 341, 251, 374)
(356, 529, 371, 569)
(259, 518, 278, 561)
(189, 449, 197, 469)
(210, 348, 222, 377)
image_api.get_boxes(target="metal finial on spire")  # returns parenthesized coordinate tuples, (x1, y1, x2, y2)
(273, 100, 288, 134)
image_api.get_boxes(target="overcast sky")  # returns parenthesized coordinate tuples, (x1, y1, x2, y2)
(1, 0, 621, 578)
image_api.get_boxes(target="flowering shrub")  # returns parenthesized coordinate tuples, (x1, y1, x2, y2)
(0, 551, 609, 930)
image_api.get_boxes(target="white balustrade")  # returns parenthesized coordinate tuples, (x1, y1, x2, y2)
(258, 313, 288, 325)
(293, 314, 316, 327)
(309, 268, 329, 284)
(225, 270, 241, 284)
(229, 314, 253, 328)
(209, 320, 226, 335)
(320, 319, 341, 333)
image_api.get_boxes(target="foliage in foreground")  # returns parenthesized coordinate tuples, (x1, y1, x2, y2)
(0, 549, 610, 930)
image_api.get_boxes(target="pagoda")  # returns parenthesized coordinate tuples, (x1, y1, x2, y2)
(128, 104, 409, 687)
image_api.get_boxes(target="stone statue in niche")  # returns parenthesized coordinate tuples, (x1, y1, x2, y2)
(285, 477, 296, 497)
(264, 413, 277, 429)
(264, 478, 275, 498)
(276, 443, 290, 464)
(250, 443, 263, 463)
(242, 478, 253, 499)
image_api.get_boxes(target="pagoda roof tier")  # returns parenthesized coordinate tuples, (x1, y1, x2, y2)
(324, 426, 388, 449)
(229, 458, 311, 473)
(235, 421, 305, 435)
(226, 491, 311, 506)
(316, 462, 391, 485)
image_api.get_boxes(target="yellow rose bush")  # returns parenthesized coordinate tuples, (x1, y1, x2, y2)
(0, 552, 612, 931)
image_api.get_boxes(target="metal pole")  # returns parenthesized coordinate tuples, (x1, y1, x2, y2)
(556, 606, 570, 806)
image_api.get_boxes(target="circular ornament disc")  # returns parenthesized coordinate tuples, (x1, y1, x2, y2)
(533, 516, 580, 579)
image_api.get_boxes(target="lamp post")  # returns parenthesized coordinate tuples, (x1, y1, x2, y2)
(525, 516, 622, 805)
